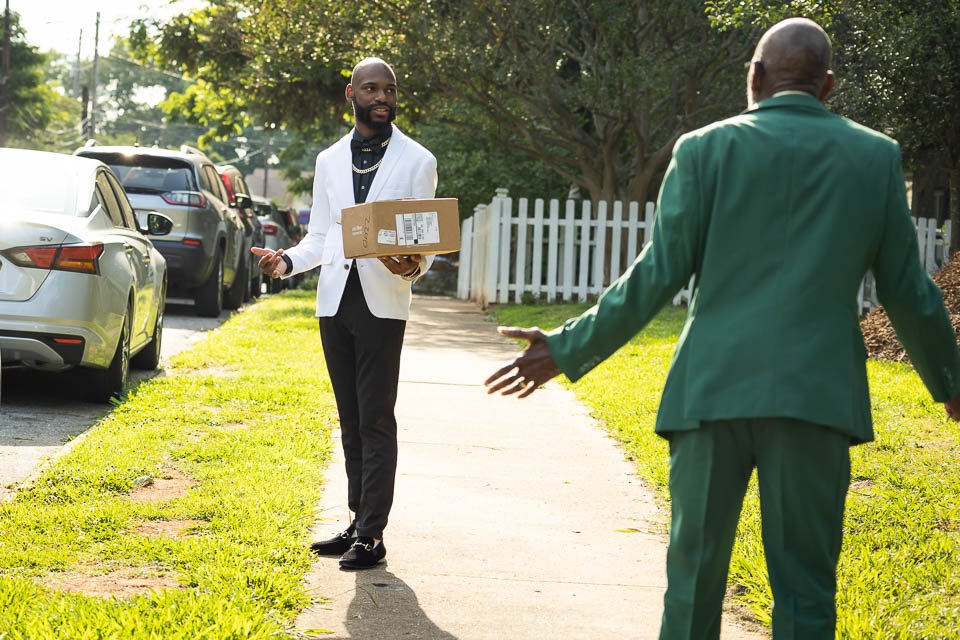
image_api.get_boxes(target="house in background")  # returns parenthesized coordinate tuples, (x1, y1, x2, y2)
(247, 167, 312, 212)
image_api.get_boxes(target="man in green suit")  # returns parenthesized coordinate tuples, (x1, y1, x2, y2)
(486, 17, 960, 639)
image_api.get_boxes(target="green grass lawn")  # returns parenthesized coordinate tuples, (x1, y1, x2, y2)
(0, 290, 338, 638)
(494, 302, 960, 638)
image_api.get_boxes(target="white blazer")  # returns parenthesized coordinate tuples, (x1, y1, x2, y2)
(284, 127, 437, 320)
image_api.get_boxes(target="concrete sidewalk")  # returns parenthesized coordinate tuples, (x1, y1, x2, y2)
(295, 296, 767, 640)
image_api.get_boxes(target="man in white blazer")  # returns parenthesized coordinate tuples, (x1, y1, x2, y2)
(253, 57, 437, 569)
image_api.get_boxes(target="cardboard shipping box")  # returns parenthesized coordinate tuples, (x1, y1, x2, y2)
(341, 198, 460, 259)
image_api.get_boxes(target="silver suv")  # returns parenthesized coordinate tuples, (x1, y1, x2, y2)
(75, 145, 247, 316)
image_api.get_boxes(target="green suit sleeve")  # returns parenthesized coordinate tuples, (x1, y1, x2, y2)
(872, 145, 960, 402)
(546, 135, 703, 382)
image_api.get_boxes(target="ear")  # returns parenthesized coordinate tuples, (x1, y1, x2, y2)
(345, 83, 354, 101)
(750, 61, 764, 94)
(819, 71, 836, 103)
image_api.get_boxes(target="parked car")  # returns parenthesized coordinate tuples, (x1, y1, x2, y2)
(280, 207, 307, 244)
(217, 164, 265, 300)
(0, 149, 172, 402)
(74, 145, 248, 317)
(251, 195, 301, 292)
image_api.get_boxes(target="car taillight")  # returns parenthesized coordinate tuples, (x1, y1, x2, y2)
(2, 243, 104, 275)
(262, 221, 279, 236)
(161, 191, 207, 208)
(220, 172, 236, 205)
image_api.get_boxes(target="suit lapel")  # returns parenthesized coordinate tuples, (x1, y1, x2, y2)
(330, 132, 354, 217)
(366, 127, 408, 202)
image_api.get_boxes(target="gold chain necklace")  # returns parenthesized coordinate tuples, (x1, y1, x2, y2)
(352, 138, 390, 174)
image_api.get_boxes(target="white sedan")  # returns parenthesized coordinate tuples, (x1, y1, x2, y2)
(0, 149, 172, 402)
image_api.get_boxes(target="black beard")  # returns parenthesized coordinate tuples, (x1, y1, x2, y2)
(353, 98, 396, 132)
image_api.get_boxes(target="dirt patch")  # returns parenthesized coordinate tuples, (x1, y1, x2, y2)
(125, 467, 195, 504)
(935, 518, 958, 532)
(862, 253, 960, 362)
(163, 365, 239, 379)
(45, 566, 184, 598)
(848, 479, 876, 498)
(132, 519, 206, 538)
(192, 367, 240, 378)
(724, 584, 768, 635)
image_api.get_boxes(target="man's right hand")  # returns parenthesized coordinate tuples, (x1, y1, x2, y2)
(251, 247, 288, 278)
(484, 327, 561, 398)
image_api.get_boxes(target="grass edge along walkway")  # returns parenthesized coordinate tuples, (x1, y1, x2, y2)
(493, 303, 960, 639)
(0, 290, 338, 639)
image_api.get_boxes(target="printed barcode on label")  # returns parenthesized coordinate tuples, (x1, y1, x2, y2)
(395, 212, 441, 246)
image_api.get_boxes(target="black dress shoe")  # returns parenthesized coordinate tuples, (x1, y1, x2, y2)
(310, 522, 356, 556)
(339, 537, 386, 570)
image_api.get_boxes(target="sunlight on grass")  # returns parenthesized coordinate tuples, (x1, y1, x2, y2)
(494, 302, 960, 638)
(0, 290, 337, 638)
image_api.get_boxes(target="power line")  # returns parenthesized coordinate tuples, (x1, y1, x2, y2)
(104, 54, 195, 84)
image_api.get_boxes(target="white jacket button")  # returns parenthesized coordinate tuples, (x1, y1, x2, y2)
(343, 264, 350, 270)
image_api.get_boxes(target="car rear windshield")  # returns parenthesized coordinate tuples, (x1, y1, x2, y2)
(0, 163, 81, 216)
(81, 153, 197, 194)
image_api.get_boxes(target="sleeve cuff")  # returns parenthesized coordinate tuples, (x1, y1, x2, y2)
(281, 253, 294, 275)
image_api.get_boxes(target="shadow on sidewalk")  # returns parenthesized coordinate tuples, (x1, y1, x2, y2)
(326, 567, 458, 640)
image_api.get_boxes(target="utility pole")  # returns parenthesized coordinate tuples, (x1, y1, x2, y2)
(0, 0, 11, 148)
(81, 85, 89, 134)
(262, 135, 271, 196)
(73, 29, 82, 99)
(87, 11, 99, 140)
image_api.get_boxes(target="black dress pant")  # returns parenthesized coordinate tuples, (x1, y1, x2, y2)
(319, 264, 406, 539)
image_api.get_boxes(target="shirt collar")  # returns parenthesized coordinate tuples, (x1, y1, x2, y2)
(772, 90, 815, 98)
(745, 91, 828, 114)
(351, 125, 393, 148)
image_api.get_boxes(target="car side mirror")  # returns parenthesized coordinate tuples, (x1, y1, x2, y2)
(234, 193, 252, 209)
(139, 211, 174, 236)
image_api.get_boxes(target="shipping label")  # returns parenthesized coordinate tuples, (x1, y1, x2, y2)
(378, 229, 397, 245)
(395, 212, 440, 246)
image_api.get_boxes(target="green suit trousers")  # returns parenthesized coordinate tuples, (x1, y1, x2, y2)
(659, 418, 850, 640)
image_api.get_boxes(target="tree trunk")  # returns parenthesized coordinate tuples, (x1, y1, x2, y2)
(951, 163, 960, 253)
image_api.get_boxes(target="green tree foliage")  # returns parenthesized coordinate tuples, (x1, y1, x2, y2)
(1, 10, 67, 148)
(393, 0, 755, 204)
(130, 1, 757, 205)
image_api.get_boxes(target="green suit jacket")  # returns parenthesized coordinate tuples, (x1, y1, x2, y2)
(547, 93, 960, 443)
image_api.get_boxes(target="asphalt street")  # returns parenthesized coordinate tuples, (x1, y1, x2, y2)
(0, 300, 230, 500)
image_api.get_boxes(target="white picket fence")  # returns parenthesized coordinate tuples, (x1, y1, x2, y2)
(457, 188, 952, 315)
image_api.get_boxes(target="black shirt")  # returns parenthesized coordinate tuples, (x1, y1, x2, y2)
(351, 126, 393, 204)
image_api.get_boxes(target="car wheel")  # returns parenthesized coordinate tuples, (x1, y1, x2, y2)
(131, 281, 165, 370)
(195, 249, 224, 317)
(86, 310, 131, 403)
(224, 254, 248, 310)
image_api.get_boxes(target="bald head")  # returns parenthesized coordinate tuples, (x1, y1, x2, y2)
(748, 18, 834, 106)
(346, 57, 399, 137)
(351, 57, 396, 85)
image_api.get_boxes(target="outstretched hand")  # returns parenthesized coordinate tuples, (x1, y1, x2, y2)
(252, 246, 287, 278)
(484, 327, 561, 398)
